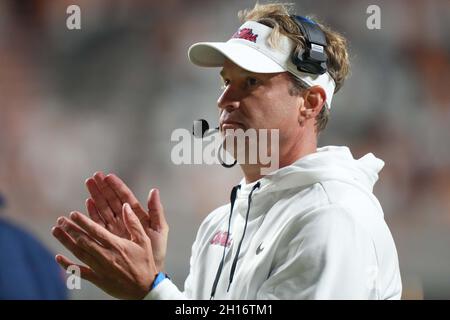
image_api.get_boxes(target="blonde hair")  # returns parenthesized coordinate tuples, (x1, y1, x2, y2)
(238, 2, 350, 133)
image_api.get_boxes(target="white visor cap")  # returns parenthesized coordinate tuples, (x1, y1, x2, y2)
(188, 20, 336, 109)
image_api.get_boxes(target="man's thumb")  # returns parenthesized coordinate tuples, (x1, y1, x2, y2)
(123, 203, 147, 244)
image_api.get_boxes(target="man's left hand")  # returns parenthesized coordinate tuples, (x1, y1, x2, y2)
(52, 203, 157, 300)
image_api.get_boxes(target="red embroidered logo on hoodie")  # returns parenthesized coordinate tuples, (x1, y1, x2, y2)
(232, 28, 258, 43)
(210, 231, 232, 248)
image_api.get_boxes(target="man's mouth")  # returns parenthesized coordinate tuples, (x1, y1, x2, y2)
(220, 117, 245, 131)
(221, 122, 244, 131)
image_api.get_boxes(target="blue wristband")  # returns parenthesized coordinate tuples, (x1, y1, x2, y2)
(151, 272, 167, 290)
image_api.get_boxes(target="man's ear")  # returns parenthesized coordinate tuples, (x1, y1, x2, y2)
(304, 85, 326, 116)
(298, 85, 326, 127)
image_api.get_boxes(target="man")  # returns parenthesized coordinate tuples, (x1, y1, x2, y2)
(52, 3, 402, 299)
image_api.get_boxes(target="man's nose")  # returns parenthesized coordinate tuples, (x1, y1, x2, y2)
(217, 85, 240, 112)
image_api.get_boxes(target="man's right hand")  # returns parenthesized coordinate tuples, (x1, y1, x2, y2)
(85, 172, 169, 272)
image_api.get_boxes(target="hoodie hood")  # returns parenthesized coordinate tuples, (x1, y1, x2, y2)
(238, 145, 384, 198)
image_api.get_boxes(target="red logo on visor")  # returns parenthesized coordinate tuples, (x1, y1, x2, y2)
(232, 28, 258, 43)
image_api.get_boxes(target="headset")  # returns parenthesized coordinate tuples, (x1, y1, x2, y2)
(290, 15, 328, 75)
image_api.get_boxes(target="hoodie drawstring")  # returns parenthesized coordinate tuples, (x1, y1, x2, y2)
(210, 184, 241, 300)
(227, 181, 261, 292)
(209, 181, 261, 299)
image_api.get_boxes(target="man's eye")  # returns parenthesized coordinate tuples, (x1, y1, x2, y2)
(246, 77, 258, 87)
(221, 79, 230, 89)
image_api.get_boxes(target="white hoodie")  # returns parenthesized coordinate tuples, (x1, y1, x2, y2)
(146, 146, 402, 300)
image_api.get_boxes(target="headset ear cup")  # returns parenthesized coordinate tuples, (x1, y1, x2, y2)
(318, 61, 327, 74)
(292, 50, 326, 74)
(294, 51, 315, 74)
(290, 15, 328, 75)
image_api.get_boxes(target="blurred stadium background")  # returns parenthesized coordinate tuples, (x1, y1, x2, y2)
(0, 0, 449, 299)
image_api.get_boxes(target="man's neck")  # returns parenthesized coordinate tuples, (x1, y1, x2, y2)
(241, 138, 317, 183)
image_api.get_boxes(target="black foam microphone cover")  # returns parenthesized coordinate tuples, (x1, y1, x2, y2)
(192, 119, 210, 138)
